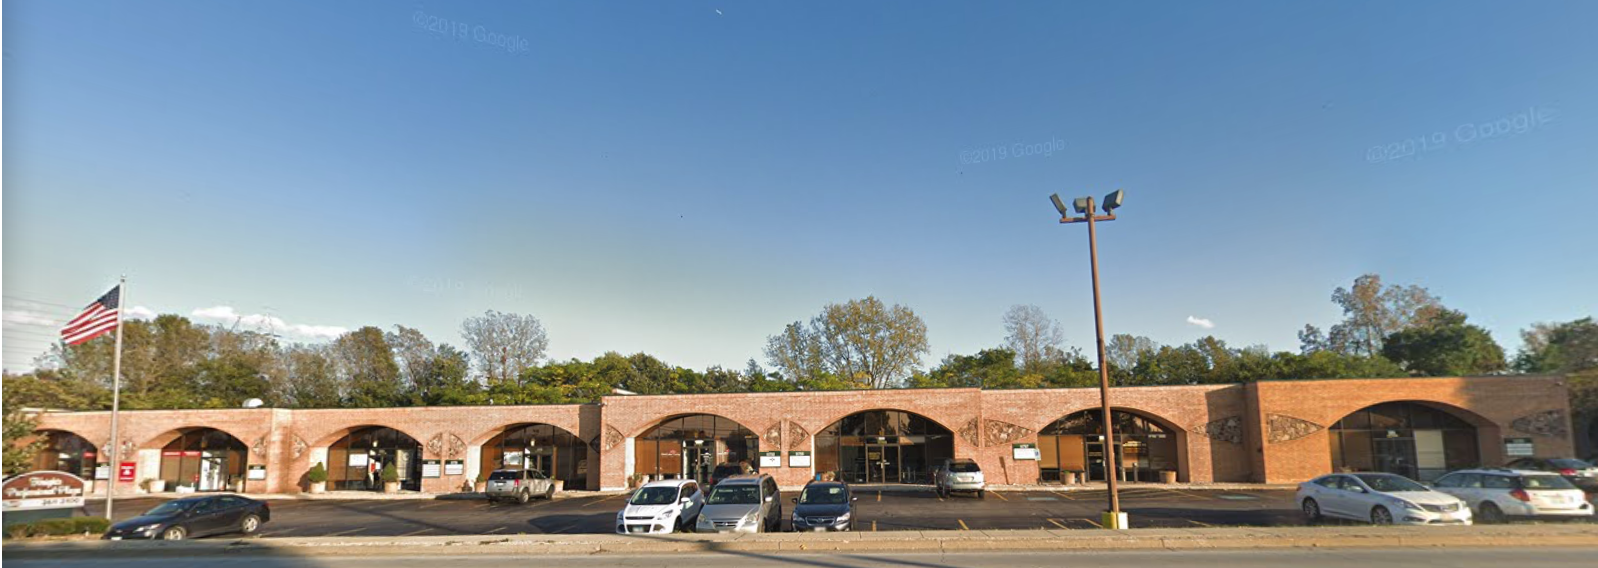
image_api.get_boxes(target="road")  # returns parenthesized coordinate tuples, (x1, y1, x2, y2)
(11, 548, 1598, 568)
(88, 486, 1303, 537)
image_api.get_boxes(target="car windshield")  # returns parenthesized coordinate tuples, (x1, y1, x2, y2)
(1549, 459, 1593, 469)
(706, 485, 760, 505)
(629, 486, 679, 505)
(1355, 474, 1427, 493)
(799, 485, 848, 505)
(1522, 475, 1577, 490)
(145, 500, 195, 516)
(488, 470, 520, 480)
(950, 462, 981, 473)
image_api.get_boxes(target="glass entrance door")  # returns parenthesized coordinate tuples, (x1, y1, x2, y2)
(683, 441, 715, 484)
(865, 444, 900, 483)
(1373, 436, 1418, 480)
(1086, 440, 1108, 481)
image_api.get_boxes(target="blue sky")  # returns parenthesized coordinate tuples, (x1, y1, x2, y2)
(5, 1, 1596, 373)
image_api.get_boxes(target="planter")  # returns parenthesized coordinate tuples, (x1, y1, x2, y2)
(175, 485, 196, 494)
(1159, 470, 1177, 484)
(552, 480, 564, 492)
(1061, 471, 1079, 485)
(474, 481, 487, 492)
(383, 481, 400, 494)
(231, 480, 246, 493)
(309, 481, 326, 494)
(148, 480, 167, 493)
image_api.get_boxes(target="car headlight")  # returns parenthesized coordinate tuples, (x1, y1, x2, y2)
(656, 509, 677, 519)
(1398, 500, 1423, 511)
(740, 513, 759, 525)
(696, 516, 712, 526)
(835, 512, 851, 522)
(134, 523, 162, 533)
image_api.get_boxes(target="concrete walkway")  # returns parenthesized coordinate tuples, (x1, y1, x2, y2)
(9, 524, 1598, 559)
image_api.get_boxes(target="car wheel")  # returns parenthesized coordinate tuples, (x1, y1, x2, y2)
(978, 490, 986, 499)
(239, 514, 262, 535)
(545, 485, 555, 500)
(1370, 505, 1393, 525)
(161, 526, 187, 541)
(516, 490, 531, 504)
(1478, 502, 1506, 524)
(1302, 498, 1322, 524)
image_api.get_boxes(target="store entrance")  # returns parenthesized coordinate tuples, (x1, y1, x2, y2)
(683, 441, 716, 484)
(865, 444, 900, 483)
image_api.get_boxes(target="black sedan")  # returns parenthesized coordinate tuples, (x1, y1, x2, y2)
(790, 481, 856, 531)
(104, 494, 270, 540)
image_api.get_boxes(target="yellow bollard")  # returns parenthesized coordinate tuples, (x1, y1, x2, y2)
(1101, 511, 1129, 530)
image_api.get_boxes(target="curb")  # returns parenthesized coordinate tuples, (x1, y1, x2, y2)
(8, 525, 1598, 559)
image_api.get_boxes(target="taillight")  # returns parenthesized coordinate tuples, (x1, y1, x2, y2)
(514, 479, 521, 487)
(1509, 489, 1530, 502)
(1559, 468, 1578, 476)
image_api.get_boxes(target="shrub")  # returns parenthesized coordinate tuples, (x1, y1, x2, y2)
(72, 517, 110, 535)
(31, 518, 78, 536)
(307, 462, 329, 484)
(6, 524, 33, 539)
(380, 462, 399, 483)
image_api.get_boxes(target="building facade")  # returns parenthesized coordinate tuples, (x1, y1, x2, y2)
(27, 376, 1576, 493)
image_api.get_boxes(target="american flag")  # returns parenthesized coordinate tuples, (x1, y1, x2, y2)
(61, 286, 122, 345)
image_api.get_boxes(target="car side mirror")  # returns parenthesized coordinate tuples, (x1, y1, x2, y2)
(680, 498, 692, 505)
(852, 497, 858, 502)
(791, 497, 799, 504)
(765, 496, 774, 503)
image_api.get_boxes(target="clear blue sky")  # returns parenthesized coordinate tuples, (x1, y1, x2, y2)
(5, 1, 1596, 373)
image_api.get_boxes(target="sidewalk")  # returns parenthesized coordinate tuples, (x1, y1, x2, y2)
(9, 525, 1598, 559)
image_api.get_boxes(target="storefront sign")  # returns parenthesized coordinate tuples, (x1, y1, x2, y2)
(118, 462, 137, 482)
(2, 472, 87, 511)
(348, 453, 369, 468)
(247, 465, 267, 480)
(1505, 437, 1535, 457)
(788, 451, 812, 468)
(444, 460, 465, 475)
(1012, 443, 1040, 460)
(422, 460, 442, 478)
(759, 451, 782, 468)
(95, 464, 110, 480)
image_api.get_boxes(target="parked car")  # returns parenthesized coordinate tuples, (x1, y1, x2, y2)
(695, 473, 782, 533)
(933, 458, 986, 498)
(710, 462, 753, 487)
(103, 494, 270, 540)
(616, 479, 704, 534)
(1431, 468, 1595, 523)
(1296, 473, 1471, 525)
(485, 469, 555, 504)
(790, 481, 856, 532)
(1504, 458, 1598, 494)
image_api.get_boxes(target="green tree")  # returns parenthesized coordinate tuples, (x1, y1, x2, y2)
(766, 296, 930, 389)
(332, 327, 404, 407)
(1515, 317, 1598, 374)
(3, 410, 44, 476)
(1306, 274, 1444, 357)
(283, 345, 342, 408)
(916, 348, 1027, 389)
(461, 310, 549, 384)
(1380, 309, 1506, 376)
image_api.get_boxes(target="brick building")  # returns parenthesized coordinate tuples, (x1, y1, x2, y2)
(27, 375, 1575, 494)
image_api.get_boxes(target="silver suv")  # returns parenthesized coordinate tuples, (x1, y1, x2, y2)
(485, 469, 555, 504)
(934, 458, 986, 498)
(694, 473, 782, 533)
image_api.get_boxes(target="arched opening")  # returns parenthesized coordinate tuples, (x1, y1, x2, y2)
(156, 428, 249, 492)
(814, 410, 954, 485)
(326, 426, 423, 491)
(1329, 401, 1480, 482)
(479, 423, 589, 489)
(32, 430, 97, 479)
(1039, 409, 1178, 483)
(634, 414, 757, 485)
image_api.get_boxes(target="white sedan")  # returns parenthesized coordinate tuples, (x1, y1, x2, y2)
(1297, 473, 1472, 525)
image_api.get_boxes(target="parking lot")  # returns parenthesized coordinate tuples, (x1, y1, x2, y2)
(88, 486, 1307, 537)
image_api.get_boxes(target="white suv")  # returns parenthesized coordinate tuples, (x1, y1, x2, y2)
(1431, 468, 1595, 523)
(933, 458, 986, 498)
(616, 479, 704, 534)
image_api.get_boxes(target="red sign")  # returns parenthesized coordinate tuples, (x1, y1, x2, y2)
(118, 462, 137, 482)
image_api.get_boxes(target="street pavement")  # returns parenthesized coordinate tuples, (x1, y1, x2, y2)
(87, 486, 1305, 537)
(11, 547, 1598, 568)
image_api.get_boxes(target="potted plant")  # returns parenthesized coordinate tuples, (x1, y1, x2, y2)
(143, 478, 167, 493)
(1063, 470, 1082, 485)
(230, 475, 246, 493)
(473, 472, 488, 492)
(1159, 470, 1178, 484)
(380, 463, 400, 493)
(307, 462, 329, 494)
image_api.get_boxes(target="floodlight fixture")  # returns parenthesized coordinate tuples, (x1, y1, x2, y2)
(1050, 194, 1070, 217)
(1073, 197, 1091, 215)
(1102, 189, 1125, 212)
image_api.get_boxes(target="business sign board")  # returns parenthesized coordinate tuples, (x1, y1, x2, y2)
(2, 472, 88, 511)
(1012, 443, 1041, 460)
(788, 451, 812, 468)
(247, 465, 267, 480)
(444, 460, 465, 476)
(422, 460, 442, 478)
(759, 451, 782, 468)
(118, 462, 137, 482)
(1505, 437, 1535, 457)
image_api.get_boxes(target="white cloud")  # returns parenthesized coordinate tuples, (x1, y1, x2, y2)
(190, 306, 348, 341)
(125, 306, 157, 320)
(1186, 315, 1216, 329)
(2, 309, 59, 327)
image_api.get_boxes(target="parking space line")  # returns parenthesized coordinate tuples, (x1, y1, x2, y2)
(1051, 491, 1075, 500)
(957, 519, 969, 530)
(325, 528, 365, 537)
(872, 520, 877, 532)
(399, 528, 435, 537)
(990, 491, 1008, 501)
(485, 526, 508, 534)
(1187, 519, 1213, 527)
(877, 491, 882, 502)
(1165, 488, 1212, 500)
(1080, 517, 1102, 528)
(1046, 518, 1069, 529)
(582, 493, 629, 508)
(418, 501, 452, 509)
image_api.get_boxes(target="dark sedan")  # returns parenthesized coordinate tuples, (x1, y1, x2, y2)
(790, 481, 856, 531)
(104, 494, 270, 540)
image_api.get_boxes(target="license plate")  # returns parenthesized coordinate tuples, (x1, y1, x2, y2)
(110, 537, 122, 541)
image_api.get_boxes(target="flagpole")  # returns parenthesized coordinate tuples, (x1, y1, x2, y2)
(105, 276, 126, 521)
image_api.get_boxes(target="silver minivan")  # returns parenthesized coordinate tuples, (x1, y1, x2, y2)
(694, 474, 782, 533)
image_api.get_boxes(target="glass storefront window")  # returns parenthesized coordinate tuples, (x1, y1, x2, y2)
(1039, 410, 1176, 483)
(1328, 402, 1478, 481)
(635, 414, 757, 484)
(479, 423, 588, 490)
(815, 410, 953, 484)
(157, 428, 247, 491)
(327, 427, 423, 491)
(33, 431, 97, 479)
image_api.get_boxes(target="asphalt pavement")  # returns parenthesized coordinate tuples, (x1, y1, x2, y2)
(86, 486, 1303, 537)
(11, 547, 1598, 568)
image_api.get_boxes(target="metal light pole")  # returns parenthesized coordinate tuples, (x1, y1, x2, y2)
(1051, 190, 1125, 529)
